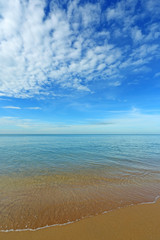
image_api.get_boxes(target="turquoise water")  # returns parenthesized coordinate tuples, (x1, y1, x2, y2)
(1, 134, 160, 175)
(0, 134, 160, 230)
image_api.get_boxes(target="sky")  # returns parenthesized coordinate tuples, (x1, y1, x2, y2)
(0, 0, 160, 134)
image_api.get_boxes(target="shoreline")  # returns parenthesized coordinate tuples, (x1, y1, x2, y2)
(1, 194, 160, 233)
(1, 197, 160, 240)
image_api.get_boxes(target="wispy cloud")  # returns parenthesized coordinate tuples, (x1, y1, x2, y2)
(2, 106, 41, 110)
(155, 72, 160, 77)
(109, 81, 121, 87)
(2, 106, 21, 109)
(25, 107, 41, 110)
(0, 0, 159, 98)
(131, 27, 144, 43)
(0, 108, 160, 134)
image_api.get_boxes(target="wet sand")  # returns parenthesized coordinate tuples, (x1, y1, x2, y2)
(1, 198, 160, 240)
(1, 173, 159, 230)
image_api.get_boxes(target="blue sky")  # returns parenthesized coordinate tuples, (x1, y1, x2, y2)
(0, 0, 160, 133)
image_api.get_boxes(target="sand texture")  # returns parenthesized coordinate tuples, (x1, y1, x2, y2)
(1, 198, 160, 240)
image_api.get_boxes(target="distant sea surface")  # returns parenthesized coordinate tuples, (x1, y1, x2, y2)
(0, 134, 160, 231)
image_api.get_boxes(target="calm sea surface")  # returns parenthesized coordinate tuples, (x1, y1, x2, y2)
(0, 134, 160, 230)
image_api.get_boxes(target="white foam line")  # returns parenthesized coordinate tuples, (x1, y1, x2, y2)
(0, 219, 81, 232)
(1, 194, 160, 233)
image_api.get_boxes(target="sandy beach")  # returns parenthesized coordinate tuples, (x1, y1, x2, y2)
(1, 198, 160, 240)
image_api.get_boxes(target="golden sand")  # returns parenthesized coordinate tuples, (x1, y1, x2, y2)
(1, 198, 160, 240)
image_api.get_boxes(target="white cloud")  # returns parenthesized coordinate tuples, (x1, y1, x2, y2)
(106, 1, 125, 21)
(120, 44, 159, 69)
(144, 0, 160, 16)
(0, 109, 160, 134)
(145, 23, 160, 41)
(0, 0, 160, 98)
(2, 106, 41, 110)
(155, 72, 160, 78)
(2, 106, 21, 109)
(109, 81, 121, 87)
(131, 27, 143, 42)
(0, 0, 122, 98)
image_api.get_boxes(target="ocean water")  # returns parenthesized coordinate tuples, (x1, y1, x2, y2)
(0, 134, 160, 231)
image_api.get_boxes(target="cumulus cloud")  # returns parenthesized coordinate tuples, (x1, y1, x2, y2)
(0, 0, 160, 98)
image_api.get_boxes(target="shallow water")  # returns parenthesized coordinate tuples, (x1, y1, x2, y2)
(0, 134, 160, 230)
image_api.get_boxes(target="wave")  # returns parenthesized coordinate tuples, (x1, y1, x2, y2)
(1, 194, 159, 233)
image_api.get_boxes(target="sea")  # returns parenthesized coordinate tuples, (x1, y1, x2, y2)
(0, 134, 160, 231)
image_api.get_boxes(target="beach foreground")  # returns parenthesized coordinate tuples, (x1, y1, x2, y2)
(1, 198, 160, 240)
